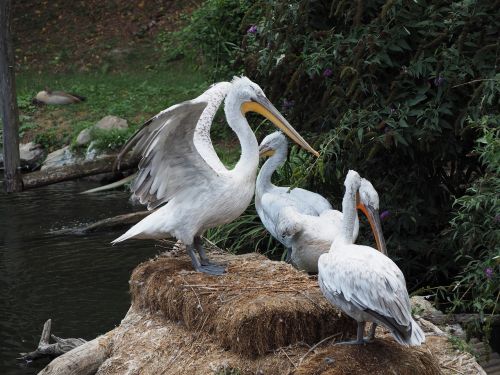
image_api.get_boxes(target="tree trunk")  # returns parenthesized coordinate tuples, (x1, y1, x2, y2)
(0, 0, 22, 192)
(22, 155, 137, 189)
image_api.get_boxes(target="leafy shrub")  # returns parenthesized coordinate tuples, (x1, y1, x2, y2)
(442, 116, 499, 322)
(233, 0, 500, 288)
(159, 0, 256, 78)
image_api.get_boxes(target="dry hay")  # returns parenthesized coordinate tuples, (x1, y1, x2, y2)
(129, 251, 357, 357)
(295, 338, 441, 375)
(96, 308, 443, 375)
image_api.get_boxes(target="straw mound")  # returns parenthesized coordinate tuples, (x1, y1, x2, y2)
(96, 308, 443, 375)
(295, 338, 441, 375)
(129, 251, 356, 357)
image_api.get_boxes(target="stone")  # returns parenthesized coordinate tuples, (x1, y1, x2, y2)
(19, 142, 46, 170)
(41, 146, 83, 170)
(76, 128, 92, 146)
(94, 116, 128, 131)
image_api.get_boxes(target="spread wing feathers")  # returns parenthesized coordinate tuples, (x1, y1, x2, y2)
(320, 246, 412, 333)
(115, 83, 231, 210)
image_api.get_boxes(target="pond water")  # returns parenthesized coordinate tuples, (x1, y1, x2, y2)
(0, 180, 158, 374)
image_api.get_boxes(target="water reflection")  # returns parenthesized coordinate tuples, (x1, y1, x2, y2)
(0, 181, 157, 374)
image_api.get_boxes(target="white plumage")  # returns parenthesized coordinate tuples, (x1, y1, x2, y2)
(255, 132, 358, 272)
(318, 170, 425, 346)
(112, 78, 317, 275)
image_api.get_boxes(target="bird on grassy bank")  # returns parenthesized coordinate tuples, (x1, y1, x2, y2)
(32, 90, 86, 105)
(255, 131, 358, 273)
(112, 77, 318, 275)
(318, 170, 425, 346)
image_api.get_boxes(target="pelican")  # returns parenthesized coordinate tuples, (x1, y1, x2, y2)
(318, 170, 425, 346)
(112, 77, 318, 275)
(256, 131, 359, 272)
(32, 90, 86, 105)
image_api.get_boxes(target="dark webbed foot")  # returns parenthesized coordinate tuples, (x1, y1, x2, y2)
(334, 338, 372, 346)
(195, 263, 226, 275)
(333, 321, 374, 346)
(187, 240, 226, 276)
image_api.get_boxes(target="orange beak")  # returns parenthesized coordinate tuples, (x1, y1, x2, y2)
(356, 192, 388, 255)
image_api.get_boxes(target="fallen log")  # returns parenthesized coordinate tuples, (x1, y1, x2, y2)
(21, 155, 137, 190)
(38, 334, 111, 375)
(50, 210, 151, 235)
(18, 319, 86, 362)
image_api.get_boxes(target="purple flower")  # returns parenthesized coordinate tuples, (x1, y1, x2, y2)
(282, 98, 295, 110)
(485, 267, 493, 279)
(323, 68, 333, 77)
(434, 75, 446, 87)
(247, 25, 258, 34)
(380, 210, 391, 222)
(494, 214, 500, 223)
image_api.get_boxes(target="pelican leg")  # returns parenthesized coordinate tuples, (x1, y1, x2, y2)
(192, 237, 226, 275)
(335, 321, 370, 345)
(186, 243, 225, 275)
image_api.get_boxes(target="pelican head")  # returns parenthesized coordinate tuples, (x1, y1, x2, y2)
(229, 77, 319, 157)
(258, 131, 287, 157)
(356, 178, 387, 255)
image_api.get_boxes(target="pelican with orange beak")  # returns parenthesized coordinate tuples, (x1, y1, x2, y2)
(112, 77, 318, 275)
(319, 170, 424, 346)
(255, 132, 385, 273)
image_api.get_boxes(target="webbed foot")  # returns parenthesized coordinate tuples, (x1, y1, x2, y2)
(334, 338, 372, 346)
(196, 263, 226, 275)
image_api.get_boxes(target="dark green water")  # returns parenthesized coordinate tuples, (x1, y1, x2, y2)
(0, 181, 158, 374)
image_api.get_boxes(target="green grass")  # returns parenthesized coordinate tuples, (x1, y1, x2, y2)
(15, 61, 209, 151)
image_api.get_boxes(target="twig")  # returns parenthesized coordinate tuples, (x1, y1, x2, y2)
(440, 364, 466, 375)
(280, 347, 297, 369)
(298, 333, 341, 365)
(451, 78, 496, 88)
(182, 277, 203, 312)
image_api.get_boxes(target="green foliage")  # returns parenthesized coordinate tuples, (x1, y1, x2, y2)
(90, 127, 137, 152)
(159, 0, 256, 78)
(441, 116, 499, 323)
(228, 0, 500, 289)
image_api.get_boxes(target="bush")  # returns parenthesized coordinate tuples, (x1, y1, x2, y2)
(159, 0, 256, 78)
(233, 0, 500, 288)
(443, 116, 499, 320)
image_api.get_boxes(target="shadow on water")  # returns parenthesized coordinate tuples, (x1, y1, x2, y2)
(0, 180, 159, 374)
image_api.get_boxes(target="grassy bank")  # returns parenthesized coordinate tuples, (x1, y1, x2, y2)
(15, 61, 209, 152)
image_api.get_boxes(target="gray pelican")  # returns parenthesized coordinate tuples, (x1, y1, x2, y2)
(32, 90, 86, 105)
(318, 170, 425, 346)
(112, 77, 318, 275)
(256, 131, 359, 272)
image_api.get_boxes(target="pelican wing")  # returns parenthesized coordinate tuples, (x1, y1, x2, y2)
(288, 187, 332, 214)
(258, 192, 303, 247)
(319, 246, 412, 332)
(116, 83, 231, 210)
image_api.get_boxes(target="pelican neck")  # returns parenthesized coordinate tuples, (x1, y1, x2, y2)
(224, 100, 259, 177)
(256, 142, 287, 194)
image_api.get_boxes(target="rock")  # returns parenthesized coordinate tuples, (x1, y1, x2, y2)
(94, 116, 128, 131)
(41, 146, 83, 170)
(76, 128, 92, 146)
(0, 143, 45, 170)
(20, 142, 46, 170)
(85, 142, 100, 161)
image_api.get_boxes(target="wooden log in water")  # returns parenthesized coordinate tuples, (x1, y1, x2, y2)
(22, 155, 137, 189)
(50, 210, 151, 235)
(38, 335, 111, 375)
(18, 319, 86, 361)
